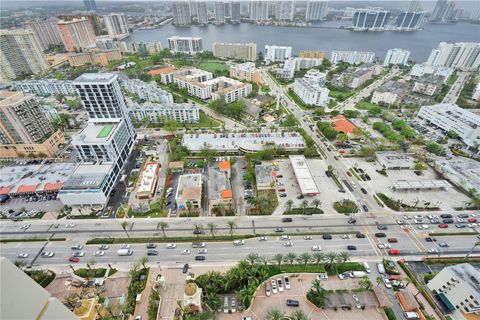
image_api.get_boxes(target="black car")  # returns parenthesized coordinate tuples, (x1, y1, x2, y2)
(322, 234, 332, 240)
(274, 227, 284, 232)
(146, 243, 157, 249)
(440, 214, 453, 218)
(375, 232, 387, 238)
(193, 230, 205, 235)
(282, 218, 293, 223)
(377, 225, 387, 230)
(182, 263, 189, 273)
(425, 237, 437, 242)
(360, 188, 368, 194)
(286, 299, 299, 307)
(147, 250, 158, 256)
(442, 218, 454, 224)
(355, 233, 366, 238)
(296, 195, 304, 199)
(362, 205, 369, 212)
(348, 218, 357, 224)
(195, 256, 206, 261)
(364, 174, 371, 181)
(279, 193, 287, 197)
(347, 245, 357, 250)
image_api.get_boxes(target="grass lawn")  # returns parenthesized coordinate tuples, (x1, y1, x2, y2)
(185, 110, 222, 128)
(256, 189, 278, 215)
(447, 73, 458, 86)
(356, 100, 379, 110)
(198, 61, 229, 73)
(329, 89, 355, 101)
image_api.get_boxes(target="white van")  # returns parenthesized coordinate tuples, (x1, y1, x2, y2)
(377, 263, 386, 274)
(363, 262, 371, 273)
(117, 249, 133, 256)
(403, 312, 419, 319)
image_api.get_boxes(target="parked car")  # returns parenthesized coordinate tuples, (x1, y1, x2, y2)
(286, 299, 299, 307)
(69, 257, 80, 263)
(375, 233, 387, 238)
(182, 264, 189, 273)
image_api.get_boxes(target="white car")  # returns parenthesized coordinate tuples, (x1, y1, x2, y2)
(468, 223, 478, 228)
(284, 276, 291, 289)
(198, 249, 208, 254)
(120, 244, 130, 249)
(41, 251, 54, 258)
(181, 249, 190, 255)
(414, 215, 423, 219)
(20, 224, 30, 229)
(457, 218, 466, 223)
(340, 234, 349, 239)
(383, 277, 392, 289)
(258, 236, 268, 241)
(266, 285, 271, 296)
(233, 240, 245, 246)
(304, 235, 312, 240)
(316, 273, 328, 281)
(17, 253, 29, 258)
(93, 251, 105, 256)
(283, 241, 293, 247)
(378, 243, 391, 249)
(277, 278, 284, 292)
(396, 220, 404, 225)
(428, 248, 439, 253)
(418, 224, 429, 230)
(414, 219, 423, 224)
(65, 223, 75, 228)
(271, 279, 278, 294)
(280, 235, 291, 240)
(311, 245, 322, 251)
(166, 243, 177, 249)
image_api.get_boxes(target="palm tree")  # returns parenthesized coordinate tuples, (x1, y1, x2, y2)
(13, 260, 27, 270)
(338, 251, 351, 263)
(259, 255, 270, 266)
(263, 308, 286, 320)
(193, 223, 203, 239)
(139, 256, 149, 269)
(301, 200, 309, 215)
(325, 252, 337, 268)
(298, 252, 312, 266)
(159, 222, 168, 239)
(376, 276, 383, 286)
(285, 252, 297, 264)
(87, 259, 96, 270)
(227, 220, 237, 239)
(273, 253, 284, 267)
(186, 201, 192, 217)
(289, 310, 309, 320)
(284, 199, 294, 213)
(120, 221, 130, 238)
(63, 293, 79, 309)
(466, 241, 480, 259)
(312, 252, 325, 265)
(207, 222, 217, 238)
(311, 279, 323, 294)
(359, 277, 373, 290)
(311, 199, 322, 213)
(204, 292, 222, 319)
(246, 253, 259, 265)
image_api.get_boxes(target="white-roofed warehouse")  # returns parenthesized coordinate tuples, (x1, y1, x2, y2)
(289, 155, 320, 196)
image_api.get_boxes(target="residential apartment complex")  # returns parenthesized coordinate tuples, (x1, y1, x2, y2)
(13, 79, 76, 96)
(122, 79, 173, 104)
(57, 17, 96, 52)
(248, 0, 269, 21)
(103, 13, 129, 36)
(129, 102, 200, 124)
(231, 1, 241, 23)
(279, 57, 323, 80)
(293, 69, 329, 107)
(176, 173, 203, 214)
(395, 11, 424, 31)
(168, 36, 202, 54)
(196, 1, 208, 24)
(427, 263, 480, 317)
(352, 10, 391, 31)
(274, 1, 294, 21)
(116, 41, 162, 55)
(229, 62, 263, 84)
(214, 1, 226, 24)
(67, 48, 122, 67)
(333, 63, 382, 89)
(299, 50, 325, 59)
(430, 0, 457, 23)
(0, 29, 49, 83)
(371, 81, 409, 105)
(330, 50, 375, 64)
(172, 1, 192, 25)
(305, 0, 328, 21)
(383, 48, 411, 66)
(213, 42, 257, 61)
(410, 63, 454, 80)
(412, 74, 445, 96)
(264, 45, 292, 63)
(24, 18, 63, 51)
(417, 103, 480, 149)
(426, 42, 480, 71)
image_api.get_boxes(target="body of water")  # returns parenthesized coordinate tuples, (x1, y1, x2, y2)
(127, 21, 480, 62)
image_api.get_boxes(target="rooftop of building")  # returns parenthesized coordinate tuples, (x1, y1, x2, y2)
(231, 62, 257, 71)
(74, 73, 117, 84)
(130, 102, 197, 111)
(72, 121, 121, 144)
(255, 164, 274, 186)
(214, 42, 255, 46)
(0, 91, 32, 106)
(137, 162, 159, 194)
(176, 173, 202, 202)
(289, 155, 319, 195)
(375, 151, 415, 167)
(416, 73, 446, 84)
(376, 80, 408, 94)
(295, 77, 326, 91)
(61, 162, 112, 191)
(168, 36, 202, 40)
(218, 161, 231, 170)
(421, 103, 480, 127)
(444, 263, 480, 296)
(208, 167, 231, 200)
(147, 66, 176, 76)
(331, 115, 357, 134)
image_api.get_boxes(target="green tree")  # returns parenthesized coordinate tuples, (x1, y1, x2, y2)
(246, 253, 259, 265)
(273, 253, 284, 266)
(289, 310, 309, 320)
(207, 222, 217, 238)
(300, 200, 309, 215)
(312, 252, 325, 265)
(285, 252, 297, 264)
(337, 251, 351, 263)
(263, 309, 286, 320)
(120, 221, 130, 238)
(193, 223, 203, 239)
(164, 119, 179, 134)
(298, 252, 312, 266)
(284, 199, 294, 213)
(359, 277, 373, 290)
(159, 221, 169, 239)
(227, 220, 237, 239)
(311, 199, 321, 212)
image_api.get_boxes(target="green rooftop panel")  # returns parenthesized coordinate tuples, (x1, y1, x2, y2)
(97, 125, 114, 138)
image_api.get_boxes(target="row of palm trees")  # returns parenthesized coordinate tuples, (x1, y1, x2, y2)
(284, 199, 322, 214)
(263, 309, 309, 320)
(244, 251, 351, 267)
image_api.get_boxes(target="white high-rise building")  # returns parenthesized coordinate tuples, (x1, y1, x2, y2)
(264, 45, 292, 63)
(189, 1, 199, 17)
(352, 9, 391, 31)
(293, 74, 329, 107)
(104, 13, 129, 36)
(60, 73, 136, 206)
(383, 48, 411, 66)
(172, 1, 192, 25)
(306, 0, 328, 21)
(231, 1, 241, 23)
(249, 0, 269, 21)
(168, 36, 202, 54)
(214, 2, 226, 24)
(330, 51, 375, 64)
(196, 1, 209, 24)
(426, 42, 480, 71)
(274, 1, 294, 21)
(0, 29, 49, 83)
(24, 18, 63, 51)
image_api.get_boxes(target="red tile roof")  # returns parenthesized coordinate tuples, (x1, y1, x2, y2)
(43, 183, 63, 191)
(0, 187, 12, 195)
(219, 161, 231, 170)
(221, 190, 233, 199)
(17, 184, 39, 194)
(148, 67, 176, 76)
(331, 115, 356, 135)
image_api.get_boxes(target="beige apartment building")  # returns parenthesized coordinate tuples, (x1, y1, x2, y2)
(229, 62, 263, 85)
(68, 49, 122, 67)
(213, 42, 257, 61)
(299, 50, 325, 59)
(57, 17, 96, 52)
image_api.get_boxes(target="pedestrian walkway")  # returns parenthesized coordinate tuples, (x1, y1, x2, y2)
(132, 267, 161, 320)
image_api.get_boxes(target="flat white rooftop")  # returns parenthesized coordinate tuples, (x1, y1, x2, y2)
(137, 162, 159, 194)
(289, 155, 320, 195)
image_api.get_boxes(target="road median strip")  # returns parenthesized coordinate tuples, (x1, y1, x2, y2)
(0, 237, 66, 243)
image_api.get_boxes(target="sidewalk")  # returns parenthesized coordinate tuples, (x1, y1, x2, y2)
(132, 266, 161, 320)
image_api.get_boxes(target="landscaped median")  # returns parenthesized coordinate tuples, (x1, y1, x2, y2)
(0, 237, 66, 243)
(429, 231, 478, 236)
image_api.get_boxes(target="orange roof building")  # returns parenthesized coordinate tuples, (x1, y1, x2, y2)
(221, 190, 232, 199)
(218, 161, 231, 178)
(16, 184, 39, 194)
(331, 115, 357, 135)
(209, 167, 234, 214)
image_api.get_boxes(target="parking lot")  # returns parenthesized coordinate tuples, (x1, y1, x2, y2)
(1, 196, 63, 219)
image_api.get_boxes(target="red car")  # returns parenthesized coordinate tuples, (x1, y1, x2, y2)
(388, 249, 400, 255)
(468, 218, 477, 223)
(278, 188, 286, 192)
(69, 257, 80, 263)
(346, 171, 352, 176)
(438, 224, 449, 228)
(387, 238, 398, 243)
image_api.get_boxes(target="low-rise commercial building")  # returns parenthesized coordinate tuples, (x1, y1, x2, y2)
(427, 263, 480, 317)
(13, 79, 76, 96)
(182, 132, 306, 153)
(208, 166, 233, 214)
(122, 79, 173, 104)
(333, 64, 382, 89)
(0, 130, 65, 159)
(371, 81, 408, 105)
(213, 42, 257, 61)
(255, 164, 274, 190)
(375, 151, 415, 170)
(68, 49, 122, 67)
(168, 36, 202, 54)
(229, 62, 263, 85)
(289, 155, 320, 196)
(176, 173, 203, 214)
(412, 74, 445, 96)
(417, 103, 480, 150)
(435, 157, 480, 194)
(129, 102, 199, 123)
(135, 162, 160, 200)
